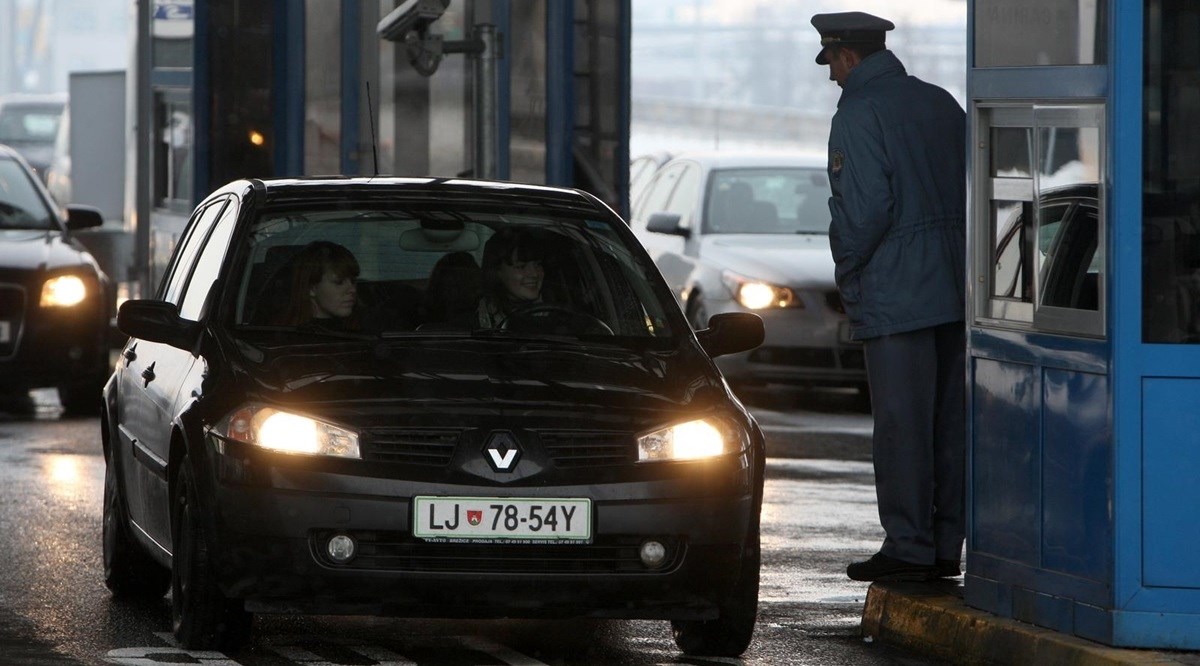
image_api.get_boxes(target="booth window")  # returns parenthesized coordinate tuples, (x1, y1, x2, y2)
(153, 92, 193, 211)
(1143, 0, 1200, 344)
(974, 0, 1107, 67)
(975, 104, 1105, 337)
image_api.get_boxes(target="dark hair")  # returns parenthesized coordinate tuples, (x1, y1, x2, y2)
(278, 240, 360, 326)
(480, 227, 545, 312)
(832, 42, 886, 62)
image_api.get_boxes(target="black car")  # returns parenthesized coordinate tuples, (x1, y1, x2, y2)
(0, 143, 110, 415)
(103, 177, 767, 657)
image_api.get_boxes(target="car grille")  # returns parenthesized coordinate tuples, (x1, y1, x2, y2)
(362, 428, 460, 465)
(310, 531, 684, 574)
(0, 284, 25, 359)
(359, 428, 638, 468)
(536, 430, 636, 467)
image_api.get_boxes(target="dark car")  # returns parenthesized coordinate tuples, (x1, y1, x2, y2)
(0, 93, 67, 182)
(0, 144, 110, 415)
(103, 177, 767, 657)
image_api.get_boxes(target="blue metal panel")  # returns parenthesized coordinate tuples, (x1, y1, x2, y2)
(272, 0, 305, 177)
(1141, 378, 1200, 589)
(1013, 587, 1074, 634)
(971, 66, 1107, 99)
(971, 357, 1039, 565)
(1110, 0, 1146, 613)
(544, 1, 573, 186)
(340, 0, 360, 175)
(1111, 610, 1200, 650)
(1041, 368, 1111, 582)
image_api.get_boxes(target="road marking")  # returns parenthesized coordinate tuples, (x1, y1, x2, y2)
(104, 646, 241, 665)
(457, 636, 550, 666)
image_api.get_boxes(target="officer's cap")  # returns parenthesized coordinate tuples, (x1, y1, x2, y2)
(810, 11, 894, 65)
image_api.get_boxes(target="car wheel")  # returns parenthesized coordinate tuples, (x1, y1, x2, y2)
(59, 374, 105, 416)
(103, 457, 170, 599)
(687, 295, 708, 331)
(671, 526, 760, 657)
(171, 457, 251, 650)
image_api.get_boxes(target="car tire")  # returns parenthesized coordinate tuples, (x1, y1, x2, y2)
(59, 375, 105, 417)
(171, 457, 252, 650)
(687, 295, 708, 331)
(671, 526, 760, 657)
(103, 457, 170, 599)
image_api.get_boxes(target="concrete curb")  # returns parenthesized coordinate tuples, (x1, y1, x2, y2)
(862, 582, 1191, 666)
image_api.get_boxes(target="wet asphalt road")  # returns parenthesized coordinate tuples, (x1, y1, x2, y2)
(0, 389, 946, 666)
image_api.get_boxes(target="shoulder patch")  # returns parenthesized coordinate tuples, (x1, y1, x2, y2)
(830, 149, 845, 176)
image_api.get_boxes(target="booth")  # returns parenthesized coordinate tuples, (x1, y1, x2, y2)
(966, 0, 1200, 648)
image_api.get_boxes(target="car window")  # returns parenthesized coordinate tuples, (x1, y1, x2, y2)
(160, 198, 228, 304)
(0, 104, 63, 145)
(663, 164, 701, 229)
(178, 200, 240, 321)
(0, 158, 54, 229)
(232, 204, 680, 342)
(634, 163, 684, 225)
(704, 167, 829, 234)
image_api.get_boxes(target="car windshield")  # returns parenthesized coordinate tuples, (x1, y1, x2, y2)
(704, 167, 830, 235)
(0, 104, 63, 145)
(0, 158, 54, 229)
(231, 203, 680, 344)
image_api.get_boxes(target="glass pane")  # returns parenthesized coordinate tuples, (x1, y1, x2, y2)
(1143, 0, 1200, 343)
(975, 0, 1106, 67)
(992, 200, 1031, 301)
(1037, 125, 1101, 311)
(992, 127, 1032, 177)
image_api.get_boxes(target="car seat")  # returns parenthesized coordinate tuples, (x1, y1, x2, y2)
(422, 251, 482, 324)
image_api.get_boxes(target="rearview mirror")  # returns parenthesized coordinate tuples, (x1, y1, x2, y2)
(117, 300, 200, 351)
(646, 212, 689, 238)
(64, 205, 104, 231)
(695, 312, 764, 358)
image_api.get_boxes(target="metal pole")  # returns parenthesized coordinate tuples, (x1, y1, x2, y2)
(474, 23, 497, 180)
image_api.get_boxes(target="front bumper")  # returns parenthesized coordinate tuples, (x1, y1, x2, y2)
(201, 438, 759, 620)
(0, 289, 108, 392)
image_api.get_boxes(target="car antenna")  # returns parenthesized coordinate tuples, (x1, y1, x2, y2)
(366, 81, 380, 176)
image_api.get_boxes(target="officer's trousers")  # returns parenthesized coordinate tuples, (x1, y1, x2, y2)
(862, 321, 966, 565)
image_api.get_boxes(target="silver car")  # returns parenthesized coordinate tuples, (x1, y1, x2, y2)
(630, 151, 867, 394)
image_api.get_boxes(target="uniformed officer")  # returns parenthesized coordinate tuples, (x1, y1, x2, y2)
(812, 11, 967, 582)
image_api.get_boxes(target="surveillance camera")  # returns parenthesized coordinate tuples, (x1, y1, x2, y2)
(377, 0, 450, 42)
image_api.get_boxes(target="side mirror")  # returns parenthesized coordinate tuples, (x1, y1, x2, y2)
(117, 300, 200, 351)
(646, 212, 689, 238)
(64, 204, 105, 231)
(696, 312, 764, 358)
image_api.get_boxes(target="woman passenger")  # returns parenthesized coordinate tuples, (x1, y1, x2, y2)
(276, 240, 362, 330)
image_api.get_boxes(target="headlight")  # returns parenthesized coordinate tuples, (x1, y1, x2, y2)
(721, 270, 801, 310)
(637, 417, 748, 462)
(214, 405, 360, 459)
(40, 275, 88, 307)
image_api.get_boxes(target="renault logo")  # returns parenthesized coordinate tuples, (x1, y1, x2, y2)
(483, 431, 522, 472)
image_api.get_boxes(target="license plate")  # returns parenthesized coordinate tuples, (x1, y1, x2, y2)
(0, 321, 9, 344)
(413, 496, 592, 544)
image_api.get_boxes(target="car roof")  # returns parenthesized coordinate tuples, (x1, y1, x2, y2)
(665, 150, 828, 170)
(0, 93, 68, 108)
(218, 176, 611, 216)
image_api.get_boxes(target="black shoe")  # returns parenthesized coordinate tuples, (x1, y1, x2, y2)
(846, 553, 936, 582)
(935, 559, 962, 578)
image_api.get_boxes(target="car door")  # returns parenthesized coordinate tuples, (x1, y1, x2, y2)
(115, 197, 228, 546)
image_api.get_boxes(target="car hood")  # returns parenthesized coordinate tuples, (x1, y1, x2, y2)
(699, 234, 835, 287)
(0, 229, 90, 272)
(229, 338, 728, 419)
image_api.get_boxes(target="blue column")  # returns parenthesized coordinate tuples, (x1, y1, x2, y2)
(272, 0, 305, 177)
(545, 1, 573, 187)
(340, 0, 361, 175)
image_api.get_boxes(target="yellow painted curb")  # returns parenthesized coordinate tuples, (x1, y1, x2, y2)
(861, 583, 1189, 665)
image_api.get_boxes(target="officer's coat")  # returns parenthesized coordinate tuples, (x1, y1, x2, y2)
(826, 50, 966, 340)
